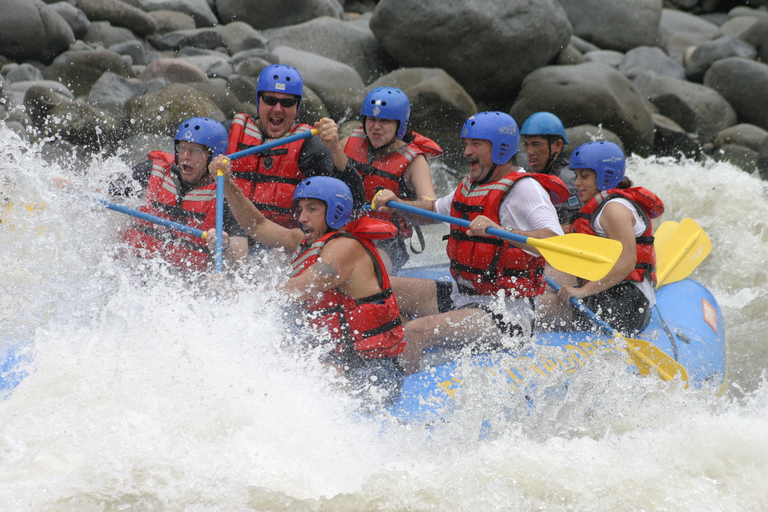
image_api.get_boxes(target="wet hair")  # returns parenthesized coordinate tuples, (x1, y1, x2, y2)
(616, 176, 633, 189)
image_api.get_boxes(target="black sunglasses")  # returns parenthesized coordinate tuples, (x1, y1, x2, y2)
(260, 94, 299, 108)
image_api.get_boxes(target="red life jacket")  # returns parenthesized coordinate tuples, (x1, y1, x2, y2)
(290, 217, 405, 360)
(227, 114, 313, 228)
(570, 187, 664, 284)
(344, 127, 442, 238)
(121, 151, 216, 272)
(446, 171, 570, 297)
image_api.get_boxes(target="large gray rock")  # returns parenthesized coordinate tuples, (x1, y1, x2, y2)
(510, 62, 655, 155)
(75, 0, 159, 36)
(659, 9, 720, 62)
(370, 0, 571, 103)
(704, 57, 768, 132)
(150, 28, 225, 51)
(368, 67, 478, 168)
(44, 100, 125, 146)
(43, 49, 137, 97)
(217, 21, 269, 55)
(149, 9, 196, 33)
(216, 0, 343, 30)
(1, 63, 45, 84)
(83, 21, 138, 48)
(562, 125, 624, 159)
(125, 82, 225, 134)
(739, 19, 768, 63)
(618, 46, 686, 81)
(713, 123, 768, 152)
(685, 36, 757, 83)
(122, 0, 217, 27)
(84, 71, 147, 118)
(633, 70, 737, 142)
(271, 45, 366, 122)
(0, 0, 75, 63)
(269, 17, 397, 85)
(557, 0, 662, 52)
(757, 136, 768, 180)
(49, 1, 92, 39)
(651, 113, 700, 158)
(137, 57, 209, 83)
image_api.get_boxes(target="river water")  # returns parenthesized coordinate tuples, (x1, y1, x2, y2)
(2, 124, 768, 510)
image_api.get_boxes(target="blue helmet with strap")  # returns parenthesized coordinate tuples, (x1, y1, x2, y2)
(569, 141, 626, 191)
(174, 117, 229, 163)
(520, 112, 569, 144)
(293, 176, 353, 230)
(256, 64, 304, 109)
(461, 111, 519, 165)
(361, 87, 411, 140)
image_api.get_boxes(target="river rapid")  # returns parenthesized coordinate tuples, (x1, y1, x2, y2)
(2, 124, 768, 511)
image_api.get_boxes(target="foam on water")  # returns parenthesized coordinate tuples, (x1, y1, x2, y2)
(2, 125, 768, 510)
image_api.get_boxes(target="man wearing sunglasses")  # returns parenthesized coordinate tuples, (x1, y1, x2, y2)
(226, 64, 364, 231)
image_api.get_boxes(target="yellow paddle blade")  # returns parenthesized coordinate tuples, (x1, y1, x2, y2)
(655, 217, 711, 288)
(530, 233, 623, 281)
(624, 336, 689, 386)
(653, 220, 679, 254)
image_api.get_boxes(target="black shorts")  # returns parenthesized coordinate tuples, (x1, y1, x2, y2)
(435, 280, 529, 337)
(572, 281, 651, 335)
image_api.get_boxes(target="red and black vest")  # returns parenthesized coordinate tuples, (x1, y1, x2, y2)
(121, 151, 217, 272)
(447, 171, 570, 297)
(290, 217, 405, 360)
(345, 127, 442, 237)
(227, 114, 313, 228)
(571, 187, 664, 284)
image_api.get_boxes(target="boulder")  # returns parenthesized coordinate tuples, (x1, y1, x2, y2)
(268, 16, 397, 85)
(83, 21, 138, 48)
(49, 1, 92, 39)
(711, 143, 758, 174)
(149, 9, 196, 33)
(125, 82, 225, 135)
(651, 113, 700, 158)
(562, 125, 624, 159)
(84, 71, 148, 118)
(138, 57, 209, 83)
(43, 49, 137, 97)
(659, 9, 720, 62)
(583, 50, 625, 68)
(217, 21, 269, 55)
(369, 67, 478, 168)
(713, 123, 768, 152)
(150, 28, 225, 51)
(271, 45, 366, 122)
(618, 46, 687, 81)
(2, 63, 45, 84)
(686, 36, 757, 83)
(704, 57, 768, 132)
(215, 0, 343, 30)
(122, 0, 218, 27)
(510, 63, 655, 155)
(370, 0, 571, 104)
(757, 136, 768, 180)
(75, 0, 158, 36)
(0, 0, 75, 64)
(633, 71, 737, 142)
(558, 0, 662, 52)
(739, 19, 768, 63)
(44, 100, 125, 146)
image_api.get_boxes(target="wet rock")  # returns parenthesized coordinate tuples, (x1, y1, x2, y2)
(49, 1, 92, 39)
(370, 0, 571, 103)
(618, 46, 687, 81)
(216, 0, 343, 30)
(75, 0, 159, 36)
(559, 0, 662, 52)
(686, 36, 757, 82)
(0, 0, 75, 64)
(43, 49, 136, 97)
(704, 57, 768, 131)
(125, 82, 225, 135)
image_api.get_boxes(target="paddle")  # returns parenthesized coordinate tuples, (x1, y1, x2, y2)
(223, 128, 318, 160)
(94, 197, 206, 239)
(214, 169, 224, 273)
(654, 217, 711, 289)
(375, 200, 623, 281)
(545, 277, 689, 385)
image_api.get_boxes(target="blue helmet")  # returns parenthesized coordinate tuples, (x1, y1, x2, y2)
(361, 87, 411, 140)
(520, 112, 569, 144)
(174, 117, 229, 161)
(461, 111, 519, 165)
(256, 64, 303, 108)
(569, 141, 626, 191)
(293, 176, 353, 230)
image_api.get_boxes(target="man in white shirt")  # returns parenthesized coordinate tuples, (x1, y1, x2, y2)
(372, 112, 565, 374)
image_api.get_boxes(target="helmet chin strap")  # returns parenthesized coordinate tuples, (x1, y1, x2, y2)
(475, 163, 497, 185)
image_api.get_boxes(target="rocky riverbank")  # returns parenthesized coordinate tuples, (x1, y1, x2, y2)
(1, 0, 768, 175)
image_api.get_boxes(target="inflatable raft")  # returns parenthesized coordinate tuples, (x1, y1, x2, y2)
(386, 273, 727, 423)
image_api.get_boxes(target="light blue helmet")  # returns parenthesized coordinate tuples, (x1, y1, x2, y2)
(361, 87, 411, 140)
(293, 176, 353, 229)
(174, 117, 229, 162)
(520, 112, 569, 144)
(569, 141, 626, 191)
(461, 111, 519, 165)
(256, 64, 303, 108)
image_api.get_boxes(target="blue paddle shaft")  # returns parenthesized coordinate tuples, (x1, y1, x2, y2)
(224, 129, 316, 161)
(214, 173, 224, 273)
(545, 276, 615, 337)
(385, 200, 528, 245)
(95, 198, 205, 238)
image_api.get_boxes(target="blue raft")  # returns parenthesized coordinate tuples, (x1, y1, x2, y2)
(386, 276, 727, 423)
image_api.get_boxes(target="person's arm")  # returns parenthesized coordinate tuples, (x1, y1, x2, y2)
(208, 154, 304, 251)
(314, 117, 348, 171)
(281, 236, 366, 302)
(298, 134, 366, 209)
(557, 201, 637, 300)
(403, 154, 437, 201)
(371, 189, 442, 225)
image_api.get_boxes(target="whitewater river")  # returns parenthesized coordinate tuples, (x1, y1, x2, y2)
(2, 124, 768, 510)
